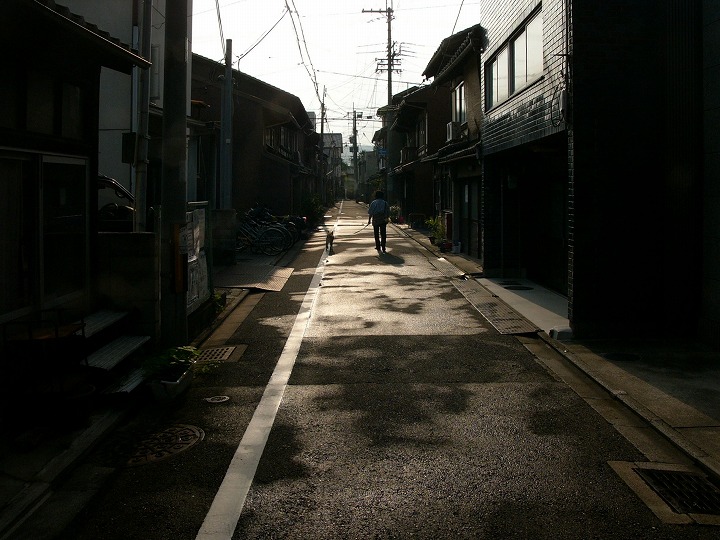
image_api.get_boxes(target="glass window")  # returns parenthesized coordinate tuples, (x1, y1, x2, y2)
(526, 14, 543, 82)
(486, 58, 497, 108)
(486, 11, 543, 108)
(27, 70, 54, 135)
(61, 83, 83, 139)
(0, 155, 34, 315)
(43, 158, 88, 301)
(497, 47, 509, 103)
(513, 31, 527, 92)
(453, 82, 466, 124)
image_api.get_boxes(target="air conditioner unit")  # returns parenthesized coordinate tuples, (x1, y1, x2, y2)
(446, 121, 459, 142)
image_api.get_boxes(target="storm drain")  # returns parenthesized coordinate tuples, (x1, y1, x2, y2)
(635, 468, 720, 515)
(198, 346, 236, 362)
(127, 424, 205, 466)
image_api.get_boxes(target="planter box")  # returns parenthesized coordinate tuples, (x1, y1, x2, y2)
(148, 368, 194, 402)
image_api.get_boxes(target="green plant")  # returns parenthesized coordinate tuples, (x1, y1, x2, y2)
(142, 345, 218, 378)
(300, 195, 325, 226)
(389, 205, 401, 222)
(425, 215, 446, 240)
(213, 291, 226, 315)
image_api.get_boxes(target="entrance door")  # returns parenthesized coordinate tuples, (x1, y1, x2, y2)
(41, 156, 89, 305)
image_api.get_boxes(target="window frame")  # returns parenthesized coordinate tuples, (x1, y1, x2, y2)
(485, 9, 544, 110)
(452, 82, 466, 125)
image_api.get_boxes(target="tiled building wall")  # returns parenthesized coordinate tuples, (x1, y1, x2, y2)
(480, 0, 567, 154)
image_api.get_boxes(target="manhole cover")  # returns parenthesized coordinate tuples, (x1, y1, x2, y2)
(635, 468, 720, 515)
(503, 285, 534, 291)
(205, 395, 230, 403)
(198, 346, 236, 362)
(127, 424, 204, 466)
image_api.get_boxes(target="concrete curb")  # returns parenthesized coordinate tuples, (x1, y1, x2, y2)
(537, 332, 720, 482)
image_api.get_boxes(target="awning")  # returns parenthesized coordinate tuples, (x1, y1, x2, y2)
(3, 0, 151, 74)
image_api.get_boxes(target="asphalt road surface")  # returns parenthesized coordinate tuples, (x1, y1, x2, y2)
(38, 201, 718, 540)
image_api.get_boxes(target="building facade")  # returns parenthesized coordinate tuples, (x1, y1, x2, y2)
(423, 0, 706, 340)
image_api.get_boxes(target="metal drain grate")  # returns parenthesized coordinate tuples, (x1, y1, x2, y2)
(198, 346, 236, 362)
(635, 468, 720, 515)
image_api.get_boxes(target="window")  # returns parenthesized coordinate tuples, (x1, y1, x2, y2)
(43, 158, 88, 300)
(512, 13, 543, 92)
(452, 82, 466, 124)
(0, 155, 33, 315)
(417, 112, 427, 152)
(486, 11, 544, 109)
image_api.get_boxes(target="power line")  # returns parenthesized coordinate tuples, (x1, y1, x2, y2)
(285, 0, 321, 102)
(451, 0, 465, 34)
(237, 7, 288, 61)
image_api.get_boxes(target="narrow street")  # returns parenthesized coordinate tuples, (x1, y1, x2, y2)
(31, 201, 716, 539)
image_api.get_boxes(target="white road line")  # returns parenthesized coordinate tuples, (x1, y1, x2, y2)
(195, 248, 326, 540)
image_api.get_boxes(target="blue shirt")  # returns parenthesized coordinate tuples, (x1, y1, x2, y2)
(368, 199, 388, 221)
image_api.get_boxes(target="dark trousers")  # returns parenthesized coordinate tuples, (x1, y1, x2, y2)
(373, 222, 387, 250)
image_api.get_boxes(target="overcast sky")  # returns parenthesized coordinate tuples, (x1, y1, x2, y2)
(192, 0, 483, 150)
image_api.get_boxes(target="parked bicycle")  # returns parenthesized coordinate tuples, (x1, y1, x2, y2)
(236, 214, 287, 255)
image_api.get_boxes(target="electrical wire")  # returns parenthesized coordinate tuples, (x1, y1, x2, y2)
(215, 0, 225, 56)
(237, 7, 289, 62)
(451, 0, 464, 34)
(285, 0, 321, 103)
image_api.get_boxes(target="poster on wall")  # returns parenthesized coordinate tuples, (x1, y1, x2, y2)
(186, 208, 210, 314)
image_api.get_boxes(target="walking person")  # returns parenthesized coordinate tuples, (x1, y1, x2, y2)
(367, 190, 389, 253)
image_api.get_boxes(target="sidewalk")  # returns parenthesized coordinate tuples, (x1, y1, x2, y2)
(2, 212, 719, 538)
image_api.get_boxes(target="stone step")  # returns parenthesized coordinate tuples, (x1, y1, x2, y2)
(102, 367, 148, 394)
(85, 335, 150, 371)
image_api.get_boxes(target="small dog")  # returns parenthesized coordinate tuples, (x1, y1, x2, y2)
(325, 229, 334, 252)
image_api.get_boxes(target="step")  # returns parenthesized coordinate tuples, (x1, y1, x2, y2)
(102, 367, 148, 394)
(85, 335, 150, 371)
(75, 310, 129, 339)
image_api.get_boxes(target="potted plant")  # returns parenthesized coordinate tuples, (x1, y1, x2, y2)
(425, 215, 446, 245)
(389, 205, 401, 223)
(142, 345, 201, 401)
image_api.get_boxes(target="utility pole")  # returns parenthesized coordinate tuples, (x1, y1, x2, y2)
(362, 5, 396, 106)
(319, 87, 326, 204)
(220, 39, 233, 209)
(353, 109, 359, 196)
(160, 0, 189, 345)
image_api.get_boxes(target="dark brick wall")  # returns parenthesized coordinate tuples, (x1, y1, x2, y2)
(570, 0, 702, 336)
(700, 0, 720, 346)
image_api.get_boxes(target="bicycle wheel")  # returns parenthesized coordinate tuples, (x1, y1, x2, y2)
(257, 228, 285, 255)
(285, 222, 300, 244)
(274, 224, 294, 250)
